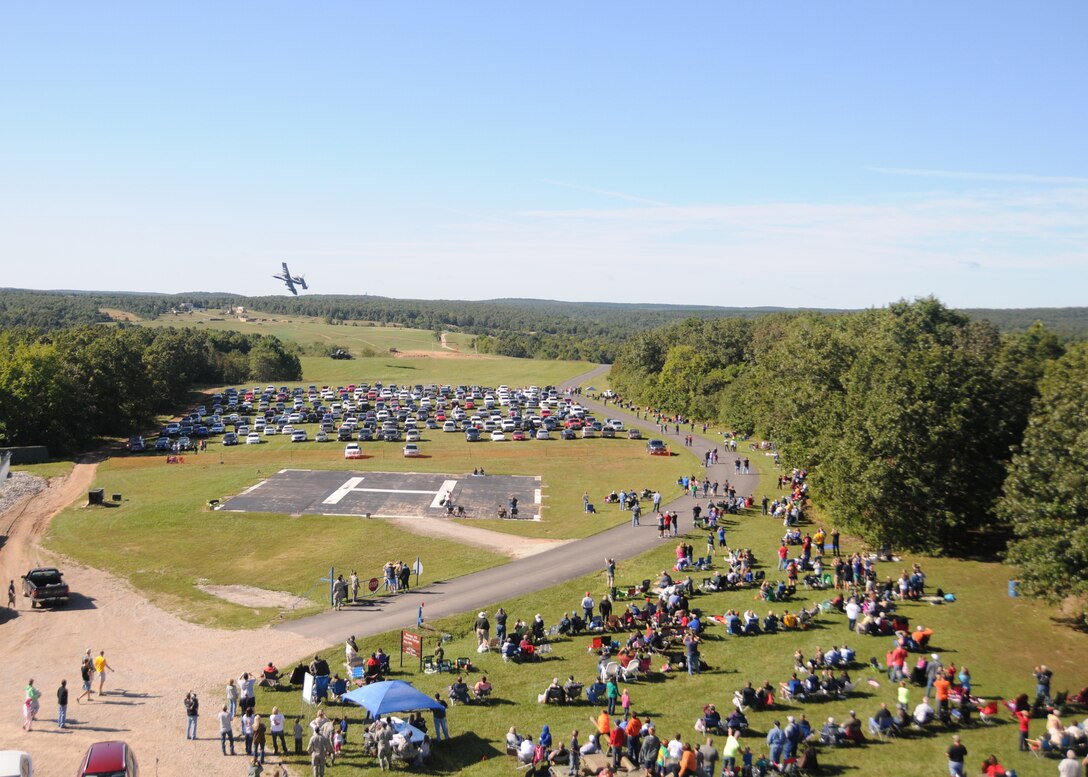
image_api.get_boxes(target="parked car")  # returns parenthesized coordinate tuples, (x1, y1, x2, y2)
(403, 443, 420, 457)
(647, 439, 668, 455)
(176, 436, 192, 451)
(221, 432, 238, 446)
(0, 750, 31, 777)
(344, 443, 362, 459)
(154, 437, 171, 451)
(290, 430, 307, 442)
(76, 740, 139, 777)
(560, 429, 576, 440)
(511, 430, 527, 441)
(601, 428, 616, 438)
(489, 430, 505, 442)
(20, 567, 69, 608)
(245, 432, 262, 445)
(127, 436, 145, 453)
(405, 429, 420, 442)
(315, 430, 329, 443)
(465, 428, 481, 442)
(535, 429, 551, 440)
(627, 428, 642, 440)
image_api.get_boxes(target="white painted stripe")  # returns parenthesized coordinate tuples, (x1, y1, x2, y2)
(322, 476, 365, 505)
(240, 481, 265, 495)
(534, 488, 541, 504)
(430, 479, 459, 508)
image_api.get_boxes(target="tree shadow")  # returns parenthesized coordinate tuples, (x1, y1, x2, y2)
(427, 731, 503, 773)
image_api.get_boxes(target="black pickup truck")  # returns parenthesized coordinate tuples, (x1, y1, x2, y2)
(21, 567, 70, 608)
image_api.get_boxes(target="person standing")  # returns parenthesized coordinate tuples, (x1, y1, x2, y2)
(7, 579, 15, 609)
(184, 690, 199, 739)
(242, 709, 256, 755)
(581, 592, 595, 623)
(226, 678, 240, 718)
(1015, 707, 1031, 751)
(766, 721, 784, 769)
(584, 492, 591, 513)
(946, 734, 967, 777)
(845, 597, 860, 632)
(830, 528, 841, 557)
(568, 729, 580, 777)
(294, 717, 304, 755)
(349, 570, 359, 603)
(56, 680, 68, 728)
(76, 649, 94, 703)
(252, 714, 267, 762)
(605, 558, 616, 591)
(94, 650, 114, 696)
(494, 607, 508, 643)
(218, 705, 236, 755)
(652, 491, 662, 512)
(606, 677, 619, 716)
(239, 672, 256, 714)
(432, 692, 449, 741)
(308, 728, 333, 777)
(270, 707, 287, 755)
(24, 679, 41, 731)
(474, 611, 490, 649)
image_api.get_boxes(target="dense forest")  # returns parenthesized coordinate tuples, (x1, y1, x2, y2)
(0, 325, 300, 453)
(5, 289, 1083, 361)
(609, 299, 1074, 587)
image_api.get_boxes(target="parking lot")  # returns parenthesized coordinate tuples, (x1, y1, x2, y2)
(219, 469, 543, 520)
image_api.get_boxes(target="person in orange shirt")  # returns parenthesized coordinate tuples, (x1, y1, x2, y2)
(625, 714, 642, 761)
(597, 709, 611, 737)
(934, 676, 952, 720)
(677, 742, 699, 777)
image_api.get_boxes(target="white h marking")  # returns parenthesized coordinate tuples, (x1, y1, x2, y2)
(322, 476, 460, 507)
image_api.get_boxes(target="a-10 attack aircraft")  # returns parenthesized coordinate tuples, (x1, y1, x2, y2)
(272, 262, 308, 295)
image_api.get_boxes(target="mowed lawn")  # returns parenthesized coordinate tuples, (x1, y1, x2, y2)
(43, 413, 694, 625)
(44, 451, 505, 630)
(251, 450, 1083, 777)
(139, 310, 477, 353)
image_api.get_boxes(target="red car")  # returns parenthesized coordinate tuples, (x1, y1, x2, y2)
(77, 740, 139, 776)
(511, 430, 527, 441)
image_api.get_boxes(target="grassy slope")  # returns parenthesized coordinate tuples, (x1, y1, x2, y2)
(251, 449, 1083, 777)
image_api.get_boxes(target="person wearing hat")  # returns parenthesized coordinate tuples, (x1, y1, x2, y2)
(925, 654, 943, 699)
(474, 611, 490, 650)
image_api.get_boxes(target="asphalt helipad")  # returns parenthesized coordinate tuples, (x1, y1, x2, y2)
(218, 469, 542, 520)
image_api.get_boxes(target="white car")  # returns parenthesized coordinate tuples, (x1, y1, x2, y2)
(290, 430, 307, 442)
(315, 430, 329, 442)
(245, 432, 261, 444)
(344, 443, 362, 459)
(535, 429, 551, 440)
(263, 425, 277, 436)
(490, 430, 506, 442)
(281, 425, 295, 436)
(403, 443, 420, 457)
(405, 429, 421, 442)
(0, 750, 32, 777)
(442, 421, 457, 433)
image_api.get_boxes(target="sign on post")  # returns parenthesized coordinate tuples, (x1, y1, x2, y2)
(401, 630, 423, 670)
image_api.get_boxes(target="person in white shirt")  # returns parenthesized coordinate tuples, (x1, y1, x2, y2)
(1057, 750, 1083, 777)
(913, 699, 934, 725)
(845, 598, 861, 631)
(269, 706, 287, 754)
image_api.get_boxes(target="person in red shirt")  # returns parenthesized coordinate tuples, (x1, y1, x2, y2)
(609, 721, 627, 771)
(1015, 707, 1031, 751)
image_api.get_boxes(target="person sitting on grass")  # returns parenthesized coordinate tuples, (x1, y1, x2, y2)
(473, 676, 492, 700)
(449, 677, 470, 704)
(763, 611, 779, 634)
(702, 705, 725, 735)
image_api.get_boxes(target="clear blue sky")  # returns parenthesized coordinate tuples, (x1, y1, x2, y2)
(2, 2, 1085, 308)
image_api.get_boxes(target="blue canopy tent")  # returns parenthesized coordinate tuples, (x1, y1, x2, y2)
(342, 680, 445, 717)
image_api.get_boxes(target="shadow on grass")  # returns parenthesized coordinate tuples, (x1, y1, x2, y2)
(427, 731, 503, 773)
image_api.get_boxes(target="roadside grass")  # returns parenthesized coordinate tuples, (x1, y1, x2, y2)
(11, 460, 77, 479)
(44, 453, 506, 630)
(251, 448, 1082, 777)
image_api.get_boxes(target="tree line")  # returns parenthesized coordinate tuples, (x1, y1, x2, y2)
(0, 325, 301, 453)
(610, 298, 1085, 601)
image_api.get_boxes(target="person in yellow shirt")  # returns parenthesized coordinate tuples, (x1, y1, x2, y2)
(93, 651, 114, 696)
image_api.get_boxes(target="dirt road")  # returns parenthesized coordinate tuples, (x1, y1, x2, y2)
(0, 461, 323, 777)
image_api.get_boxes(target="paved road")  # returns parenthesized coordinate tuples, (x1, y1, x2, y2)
(275, 364, 761, 642)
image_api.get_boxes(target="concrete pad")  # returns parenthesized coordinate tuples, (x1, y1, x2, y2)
(218, 469, 542, 520)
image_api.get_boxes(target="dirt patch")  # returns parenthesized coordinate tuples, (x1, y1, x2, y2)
(0, 457, 323, 777)
(391, 349, 488, 359)
(197, 583, 310, 610)
(386, 515, 568, 559)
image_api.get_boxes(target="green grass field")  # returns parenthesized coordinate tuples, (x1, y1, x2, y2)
(248, 451, 1082, 777)
(43, 411, 696, 625)
(140, 309, 476, 353)
(11, 460, 77, 479)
